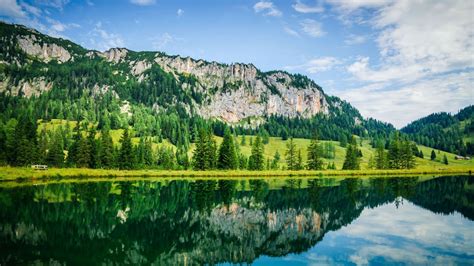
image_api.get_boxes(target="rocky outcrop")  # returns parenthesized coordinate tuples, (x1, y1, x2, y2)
(101, 48, 128, 63)
(0, 77, 52, 97)
(17, 35, 71, 63)
(130, 60, 152, 78)
(155, 54, 329, 123)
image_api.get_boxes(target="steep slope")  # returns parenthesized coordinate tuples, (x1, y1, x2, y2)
(401, 105, 474, 155)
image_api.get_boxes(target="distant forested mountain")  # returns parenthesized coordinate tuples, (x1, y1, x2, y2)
(401, 105, 474, 155)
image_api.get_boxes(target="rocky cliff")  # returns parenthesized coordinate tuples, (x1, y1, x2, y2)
(0, 22, 331, 124)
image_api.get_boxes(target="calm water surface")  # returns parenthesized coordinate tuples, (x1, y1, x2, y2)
(0, 175, 473, 265)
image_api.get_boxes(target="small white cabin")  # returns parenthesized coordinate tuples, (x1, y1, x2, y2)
(31, 165, 48, 170)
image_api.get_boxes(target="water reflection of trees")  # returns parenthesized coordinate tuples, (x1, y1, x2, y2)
(0, 175, 472, 265)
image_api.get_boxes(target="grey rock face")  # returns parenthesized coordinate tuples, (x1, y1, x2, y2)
(101, 48, 128, 63)
(154, 54, 329, 123)
(17, 35, 71, 63)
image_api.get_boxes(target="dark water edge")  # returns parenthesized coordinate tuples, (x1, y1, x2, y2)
(0, 175, 473, 265)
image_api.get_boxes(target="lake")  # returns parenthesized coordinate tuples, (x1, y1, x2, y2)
(0, 175, 473, 265)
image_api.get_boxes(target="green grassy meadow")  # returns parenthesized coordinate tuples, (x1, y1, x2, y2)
(16, 119, 471, 182)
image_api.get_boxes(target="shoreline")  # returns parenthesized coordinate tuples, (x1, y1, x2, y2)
(1, 166, 472, 181)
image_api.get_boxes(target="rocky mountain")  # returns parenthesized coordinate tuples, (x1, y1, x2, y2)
(0, 21, 395, 143)
(1, 22, 329, 123)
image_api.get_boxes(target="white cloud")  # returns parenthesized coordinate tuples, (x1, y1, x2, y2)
(151, 32, 174, 50)
(285, 56, 340, 74)
(90, 22, 125, 51)
(344, 34, 366, 45)
(254, 1, 282, 17)
(336, 72, 473, 128)
(20, 2, 41, 17)
(305, 57, 340, 73)
(300, 19, 325, 37)
(130, 0, 155, 6)
(35, 0, 70, 10)
(327, 0, 392, 12)
(292, 0, 324, 13)
(0, 0, 25, 18)
(283, 26, 300, 37)
(337, 0, 474, 126)
(177, 8, 184, 17)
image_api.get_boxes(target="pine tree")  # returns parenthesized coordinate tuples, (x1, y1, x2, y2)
(192, 128, 217, 170)
(98, 128, 114, 168)
(248, 135, 265, 170)
(76, 136, 91, 168)
(443, 154, 448, 165)
(295, 149, 303, 170)
(217, 128, 238, 169)
(307, 134, 323, 170)
(46, 130, 64, 167)
(285, 137, 297, 170)
(375, 141, 387, 169)
(388, 132, 402, 169)
(87, 128, 99, 168)
(401, 140, 416, 169)
(67, 122, 81, 166)
(144, 138, 154, 167)
(119, 128, 134, 170)
(342, 136, 360, 170)
(271, 151, 280, 170)
(14, 116, 38, 166)
(431, 150, 436, 161)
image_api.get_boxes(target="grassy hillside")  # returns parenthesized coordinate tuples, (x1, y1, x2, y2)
(38, 119, 473, 171)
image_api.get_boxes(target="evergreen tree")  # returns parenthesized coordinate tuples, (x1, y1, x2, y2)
(271, 151, 280, 170)
(306, 134, 323, 170)
(238, 153, 248, 169)
(157, 146, 176, 169)
(13, 116, 38, 166)
(431, 150, 436, 161)
(46, 130, 64, 167)
(76, 136, 91, 168)
(443, 154, 448, 165)
(342, 136, 360, 170)
(285, 137, 297, 170)
(144, 138, 154, 167)
(87, 128, 99, 168)
(175, 146, 189, 169)
(119, 128, 134, 170)
(388, 132, 402, 169)
(295, 149, 303, 170)
(4, 119, 17, 166)
(217, 128, 238, 169)
(400, 140, 416, 169)
(192, 128, 217, 170)
(67, 122, 81, 166)
(192, 129, 207, 170)
(281, 129, 288, 140)
(248, 135, 265, 170)
(340, 135, 348, 147)
(375, 141, 387, 169)
(98, 129, 114, 168)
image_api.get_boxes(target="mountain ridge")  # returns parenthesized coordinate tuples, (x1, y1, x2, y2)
(0, 21, 395, 146)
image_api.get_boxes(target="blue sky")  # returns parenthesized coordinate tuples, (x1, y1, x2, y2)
(0, 0, 473, 127)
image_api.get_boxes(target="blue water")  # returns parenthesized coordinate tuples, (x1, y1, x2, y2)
(0, 175, 473, 265)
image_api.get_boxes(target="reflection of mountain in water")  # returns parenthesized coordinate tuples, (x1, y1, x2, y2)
(0, 175, 472, 264)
